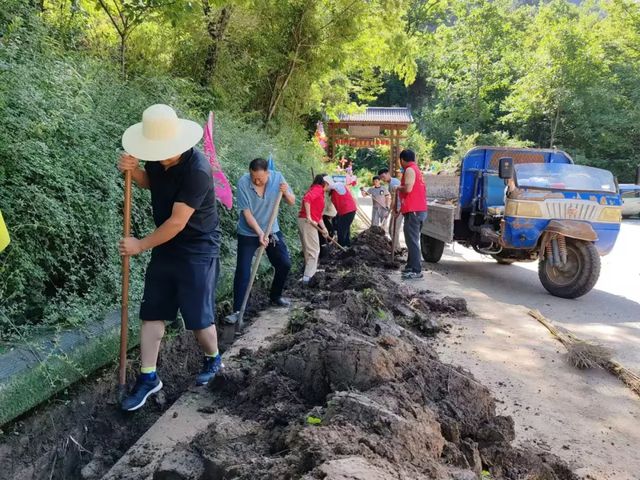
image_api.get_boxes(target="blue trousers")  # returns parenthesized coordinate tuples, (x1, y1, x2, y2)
(140, 255, 219, 330)
(233, 231, 291, 312)
(403, 211, 427, 273)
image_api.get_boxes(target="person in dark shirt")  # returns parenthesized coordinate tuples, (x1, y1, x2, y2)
(117, 104, 223, 411)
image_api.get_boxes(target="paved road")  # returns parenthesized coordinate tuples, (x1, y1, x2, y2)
(357, 196, 639, 368)
(427, 218, 640, 371)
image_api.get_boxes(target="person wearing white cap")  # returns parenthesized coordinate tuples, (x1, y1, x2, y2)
(117, 104, 223, 411)
(327, 177, 357, 247)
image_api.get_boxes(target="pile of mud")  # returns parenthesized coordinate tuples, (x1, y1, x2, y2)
(0, 288, 271, 480)
(149, 229, 576, 480)
(336, 226, 402, 269)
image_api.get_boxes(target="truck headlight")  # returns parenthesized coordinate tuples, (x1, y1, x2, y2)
(505, 201, 542, 218)
(598, 207, 621, 222)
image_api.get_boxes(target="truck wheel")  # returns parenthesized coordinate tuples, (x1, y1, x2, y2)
(492, 255, 515, 265)
(538, 239, 600, 299)
(421, 234, 445, 263)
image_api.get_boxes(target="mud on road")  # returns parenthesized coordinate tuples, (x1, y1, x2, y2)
(0, 228, 578, 479)
(146, 228, 578, 480)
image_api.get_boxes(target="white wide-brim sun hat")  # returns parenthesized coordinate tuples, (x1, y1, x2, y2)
(122, 104, 203, 161)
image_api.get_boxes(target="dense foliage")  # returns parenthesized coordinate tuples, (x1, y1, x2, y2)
(2, 0, 640, 337)
(401, 0, 640, 181)
(0, 1, 319, 336)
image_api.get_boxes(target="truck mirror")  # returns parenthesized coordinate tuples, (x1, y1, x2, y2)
(499, 157, 514, 179)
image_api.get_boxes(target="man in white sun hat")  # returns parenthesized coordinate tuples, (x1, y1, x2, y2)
(117, 104, 223, 411)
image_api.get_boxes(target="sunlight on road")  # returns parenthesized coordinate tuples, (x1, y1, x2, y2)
(436, 219, 640, 370)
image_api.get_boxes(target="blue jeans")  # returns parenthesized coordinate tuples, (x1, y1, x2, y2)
(403, 211, 427, 273)
(233, 231, 291, 311)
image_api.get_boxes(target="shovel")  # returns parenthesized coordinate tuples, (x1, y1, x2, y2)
(312, 223, 347, 252)
(390, 192, 399, 261)
(236, 192, 283, 331)
(118, 167, 132, 402)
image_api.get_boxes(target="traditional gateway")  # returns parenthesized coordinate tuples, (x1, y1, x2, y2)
(421, 147, 622, 299)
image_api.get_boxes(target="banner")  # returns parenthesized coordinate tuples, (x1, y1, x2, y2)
(203, 112, 233, 209)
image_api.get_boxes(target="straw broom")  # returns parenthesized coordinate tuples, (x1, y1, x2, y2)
(605, 360, 640, 398)
(528, 309, 611, 369)
(528, 309, 640, 398)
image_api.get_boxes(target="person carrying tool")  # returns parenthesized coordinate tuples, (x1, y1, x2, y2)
(117, 104, 223, 411)
(397, 149, 428, 279)
(319, 189, 337, 258)
(224, 158, 296, 325)
(298, 174, 330, 286)
(377, 167, 402, 239)
(361, 176, 390, 229)
(328, 177, 357, 247)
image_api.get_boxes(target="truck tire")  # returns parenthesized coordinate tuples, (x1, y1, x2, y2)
(421, 234, 445, 263)
(538, 239, 600, 299)
(492, 255, 515, 265)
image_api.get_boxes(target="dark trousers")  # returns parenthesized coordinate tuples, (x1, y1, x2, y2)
(319, 215, 335, 255)
(335, 211, 356, 247)
(403, 211, 427, 273)
(233, 231, 291, 312)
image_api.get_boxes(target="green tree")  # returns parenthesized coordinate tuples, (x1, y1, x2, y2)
(416, 0, 521, 157)
(91, 0, 178, 77)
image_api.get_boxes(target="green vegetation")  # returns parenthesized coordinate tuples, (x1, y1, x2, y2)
(394, 0, 640, 181)
(3, 0, 640, 344)
(0, 0, 322, 338)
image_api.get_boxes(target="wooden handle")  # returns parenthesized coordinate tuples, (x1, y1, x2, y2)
(119, 170, 132, 387)
(390, 192, 399, 261)
(312, 222, 347, 252)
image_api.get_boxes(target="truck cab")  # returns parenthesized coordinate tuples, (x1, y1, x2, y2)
(421, 147, 622, 298)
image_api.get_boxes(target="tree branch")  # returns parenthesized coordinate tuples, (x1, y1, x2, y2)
(96, 0, 124, 37)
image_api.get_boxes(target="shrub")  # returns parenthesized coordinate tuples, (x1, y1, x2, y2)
(0, 9, 320, 339)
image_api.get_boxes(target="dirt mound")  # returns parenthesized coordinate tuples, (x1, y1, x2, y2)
(147, 237, 576, 480)
(0, 287, 271, 480)
(0, 227, 576, 480)
(331, 226, 404, 270)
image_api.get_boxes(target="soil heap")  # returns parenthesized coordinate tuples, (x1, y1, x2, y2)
(150, 228, 577, 480)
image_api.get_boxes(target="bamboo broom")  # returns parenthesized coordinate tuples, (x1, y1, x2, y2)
(528, 309, 640, 398)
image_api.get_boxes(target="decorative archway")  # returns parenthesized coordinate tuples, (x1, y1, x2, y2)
(327, 107, 413, 176)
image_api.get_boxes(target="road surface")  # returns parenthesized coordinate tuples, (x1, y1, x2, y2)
(430, 218, 640, 371)
(357, 197, 640, 478)
(358, 194, 639, 365)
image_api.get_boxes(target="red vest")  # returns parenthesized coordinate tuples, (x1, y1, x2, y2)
(298, 184, 325, 222)
(400, 163, 427, 214)
(330, 188, 357, 216)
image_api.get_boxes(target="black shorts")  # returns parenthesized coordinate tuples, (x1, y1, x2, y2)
(140, 255, 219, 330)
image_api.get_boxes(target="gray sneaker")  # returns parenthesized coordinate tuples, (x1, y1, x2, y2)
(224, 312, 240, 325)
(403, 271, 424, 280)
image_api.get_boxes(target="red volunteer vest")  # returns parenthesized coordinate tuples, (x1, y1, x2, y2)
(330, 188, 357, 216)
(400, 162, 427, 214)
(298, 184, 325, 222)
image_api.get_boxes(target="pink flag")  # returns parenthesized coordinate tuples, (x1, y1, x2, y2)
(314, 120, 327, 151)
(203, 112, 233, 209)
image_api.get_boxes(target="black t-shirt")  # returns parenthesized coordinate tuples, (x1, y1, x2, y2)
(145, 148, 221, 258)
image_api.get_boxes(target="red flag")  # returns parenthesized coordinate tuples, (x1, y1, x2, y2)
(203, 112, 233, 209)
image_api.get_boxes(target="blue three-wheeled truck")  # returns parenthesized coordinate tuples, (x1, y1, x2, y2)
(420, 147, 622, 298)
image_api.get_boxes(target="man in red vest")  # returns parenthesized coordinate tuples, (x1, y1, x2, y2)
(397, 149, 428, 279)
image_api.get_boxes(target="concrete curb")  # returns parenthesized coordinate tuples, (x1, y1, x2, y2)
(102, 306, 290, 480)
(0, 310, 139, 427)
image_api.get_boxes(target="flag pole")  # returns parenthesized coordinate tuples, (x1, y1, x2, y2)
(118, 169, 132, 400)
